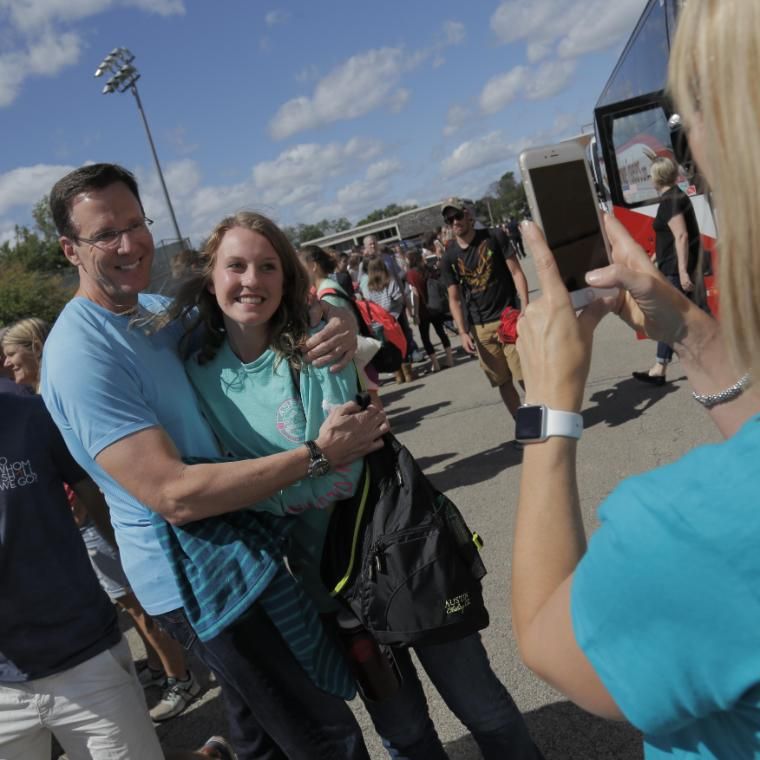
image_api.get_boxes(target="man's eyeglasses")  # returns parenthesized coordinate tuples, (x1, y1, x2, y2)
(75, 218, 153, 249)
(444, 210, 465, 225)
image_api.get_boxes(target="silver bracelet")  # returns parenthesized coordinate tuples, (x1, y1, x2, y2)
(692, 373, 751, 409)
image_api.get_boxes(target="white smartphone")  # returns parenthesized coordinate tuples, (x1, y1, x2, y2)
(519, 138, 617, 309)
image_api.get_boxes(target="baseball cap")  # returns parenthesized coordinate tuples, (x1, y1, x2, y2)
(441, 197, 469, 216)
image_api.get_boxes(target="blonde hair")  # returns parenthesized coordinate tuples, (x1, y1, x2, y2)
(669, 0, 760, 378)
(650, 156, 678, 188)
(1, 317, 50, 391)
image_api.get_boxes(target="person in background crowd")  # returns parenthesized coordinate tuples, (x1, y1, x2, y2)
(332, 251, 355, 296)
(405, 249, 453, 371)
(632, 156, 707, 386)
(363, 255, 416, 383)
(506, 215, 526, 259)
(440, 198, 529, 426)
(421, 231, 440, 262)
(512, 2, 760, 756)
(390, 242, 409, 278)
(0, 388, 234, 760)
(3, 315, 202, 723)
(0, 328, 26, 389)
(347, 252, 362, 286)
(41, 162, 386, 760)
(301, 244, 383, 408)
(1, 318, 50, 392)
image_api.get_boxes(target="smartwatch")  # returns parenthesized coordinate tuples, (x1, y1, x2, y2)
(515, 404, 583, 444)
(304, 440, 331, 478)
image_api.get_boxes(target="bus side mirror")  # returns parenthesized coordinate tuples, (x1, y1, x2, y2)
(668, 113, 697, 179)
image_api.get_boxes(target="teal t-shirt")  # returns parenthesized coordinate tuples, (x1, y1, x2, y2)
(572, 415, 760, 758)
(186, 339, 362, 609)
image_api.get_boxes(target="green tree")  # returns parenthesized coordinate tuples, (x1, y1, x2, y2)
(0, 196, 65, 273)
(356, 203, 417, 226)
(0, 261, 74, 326)
(485, 171, 527, 220)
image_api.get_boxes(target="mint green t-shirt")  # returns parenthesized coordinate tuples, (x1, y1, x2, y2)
(185, 339, 362, 609)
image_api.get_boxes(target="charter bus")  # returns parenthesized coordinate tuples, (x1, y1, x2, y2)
(592, 0, 718, 313)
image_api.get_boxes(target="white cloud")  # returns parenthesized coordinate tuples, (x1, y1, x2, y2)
(0, 31, 80, 106)
(441, 131, 532, 177)
(366, 159, 401, 182)
(269, 48, 408, 139)
(479, 66, 527, 115)
(0, 0, 185, 107)
(490, 0, 647, 60)
(442, 20, 465, 45)
(524, 59, 576, 100)
(0, 163, 75, 215)
(0, 222, 18, 246)
(265, 9, 291, 26)
(1, 0, 184, 30)
(270, 20, 466, 140)
(474, 58, 576, 118)
(336, 178, 388, 209)
(443, 104, 471, 137)
(389, 88, 410, 114)
(527, 41, 551, 64)
(251, 137, 383, 208)
(295, 63, 320, 84)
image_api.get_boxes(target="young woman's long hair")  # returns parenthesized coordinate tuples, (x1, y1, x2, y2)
(367, 255, 391, 293)
(165, 211, 311, 367)
(299, 244, 337, 278)
(670, 0, 760, 379)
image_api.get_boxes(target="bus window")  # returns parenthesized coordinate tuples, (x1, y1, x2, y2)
(596, 0, 669, 108)
(611, 105, 674, 205)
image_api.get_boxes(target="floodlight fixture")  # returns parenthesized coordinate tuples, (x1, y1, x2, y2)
(93, 48, 184, 246)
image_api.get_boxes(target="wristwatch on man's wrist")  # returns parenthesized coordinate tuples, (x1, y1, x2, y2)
(515, 404, 583, 444)
(304, 440, 331, 478)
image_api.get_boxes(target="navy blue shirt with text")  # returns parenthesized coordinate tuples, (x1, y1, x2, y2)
(0, 392, 120, 682)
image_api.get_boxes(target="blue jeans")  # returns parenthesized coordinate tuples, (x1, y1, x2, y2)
(363, 633, 543, 760)
(656, 274, 683, 364)
(155, 606, 369, 760)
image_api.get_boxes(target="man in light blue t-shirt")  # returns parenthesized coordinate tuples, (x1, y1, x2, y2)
(41, 163, 387, 760)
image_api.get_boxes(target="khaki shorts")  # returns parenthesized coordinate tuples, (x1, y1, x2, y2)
(472, 320, 523, 388)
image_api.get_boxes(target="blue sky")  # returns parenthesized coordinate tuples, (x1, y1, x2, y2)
(0, 0, 648, 247)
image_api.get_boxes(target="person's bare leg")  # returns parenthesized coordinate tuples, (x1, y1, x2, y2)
(116, 592, 188, 679)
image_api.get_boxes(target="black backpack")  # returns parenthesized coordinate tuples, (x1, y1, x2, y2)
(426, 275, 448, 316)
(318, 287, 402, 373)
(318, 396, 490, 646)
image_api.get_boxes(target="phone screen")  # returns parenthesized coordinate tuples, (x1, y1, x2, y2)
(529, 160, 609, 291)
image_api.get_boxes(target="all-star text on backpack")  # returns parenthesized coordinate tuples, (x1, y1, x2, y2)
(289, 365, 489, 646)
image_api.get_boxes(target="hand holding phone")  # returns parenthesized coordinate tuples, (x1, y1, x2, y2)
(519, 139, 617, 309)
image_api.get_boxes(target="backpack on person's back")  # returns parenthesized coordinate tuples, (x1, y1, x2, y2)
(319, 287, 405, 373)
(425, 269, 449, 317)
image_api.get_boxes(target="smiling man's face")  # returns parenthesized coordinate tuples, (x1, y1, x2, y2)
(60, 181, 155, 312)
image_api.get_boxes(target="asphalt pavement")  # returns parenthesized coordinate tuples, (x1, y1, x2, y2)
(138, 253, 719, 759)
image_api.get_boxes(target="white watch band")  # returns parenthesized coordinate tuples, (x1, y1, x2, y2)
(543, 408, 583, 440)
(516, 404, 583, 443)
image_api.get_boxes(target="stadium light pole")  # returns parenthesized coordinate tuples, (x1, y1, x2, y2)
(94, 48, 184, 245)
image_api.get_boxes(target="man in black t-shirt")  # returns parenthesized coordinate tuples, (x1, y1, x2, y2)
(440, 198, 530, 421)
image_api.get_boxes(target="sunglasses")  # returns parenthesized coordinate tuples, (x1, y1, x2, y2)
(444, 209, 465, 225)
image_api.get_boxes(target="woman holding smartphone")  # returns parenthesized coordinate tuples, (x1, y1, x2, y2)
(511, 1, 760, 757)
